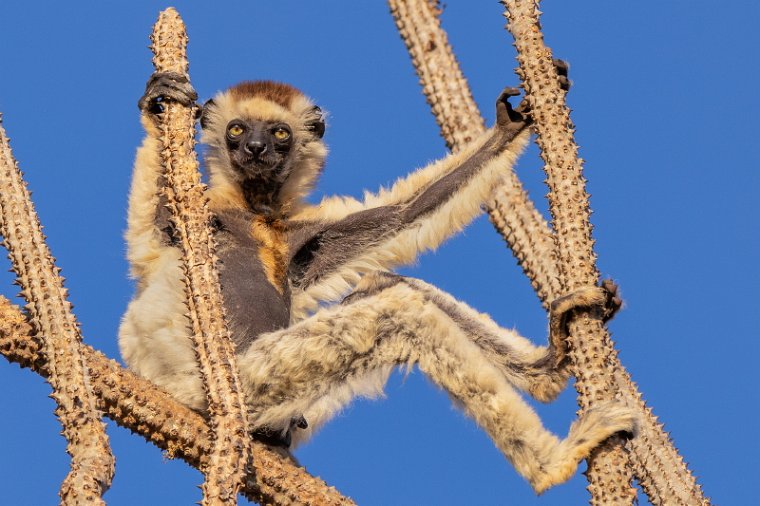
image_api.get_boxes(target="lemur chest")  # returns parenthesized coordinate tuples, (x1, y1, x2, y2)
(212, 209, 291, 352)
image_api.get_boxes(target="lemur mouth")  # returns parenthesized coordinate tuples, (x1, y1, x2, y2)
(232, 154, 281, 178)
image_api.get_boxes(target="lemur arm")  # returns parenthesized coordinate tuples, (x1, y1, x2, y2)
(288, 89, 531, 316)
(290, 60, 568, 225)
(290, 130, 496, 222)
(125, 73, 197, 286)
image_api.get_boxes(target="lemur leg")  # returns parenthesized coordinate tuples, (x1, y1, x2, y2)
(237, 272, 636, 493)
(396, 277, 569, 402)
(400, 277, 622, 403)
(548, 279, 622, 368)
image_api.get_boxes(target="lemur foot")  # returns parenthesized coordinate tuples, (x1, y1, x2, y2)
(599, 278, 622, 323)
(548, 279, 622, 365)
(531, 400, 638, 494)
(251, 425, 293, 448)
(137, 72, 198, 115)
(250, 416, 308, 449)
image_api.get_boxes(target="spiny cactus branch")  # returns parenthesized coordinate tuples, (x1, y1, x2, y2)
(615, 365, 710, 505)
(389, 4, 707, 502)
(501, 1, 635, 503)
(149, 8, 251, 504)
(0, 116, 114, 504)
(500, 2, 710, 504)
(387, 0, 561, 309)
(0, 296, 355, 506)
(387, 0, 484, 148)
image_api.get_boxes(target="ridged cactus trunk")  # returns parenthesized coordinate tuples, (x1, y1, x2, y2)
(387, 0, 561, 308)
(0, 295, 356, 506)
(147, 8, 251, 504)
(390, 0, 709, 504)
(499, 1, 636, 503)
(0, 116, 115, 504)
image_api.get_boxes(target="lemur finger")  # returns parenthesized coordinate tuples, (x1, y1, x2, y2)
(499, 86, 522, 100)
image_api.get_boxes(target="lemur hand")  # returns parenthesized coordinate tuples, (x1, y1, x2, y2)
(547, 279, 622, 366)
(494, 87, 530, 138)
(138, 72, 198, 115)
(496, 58, 571, 133)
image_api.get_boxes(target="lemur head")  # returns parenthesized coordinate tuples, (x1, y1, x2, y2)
(200, 81, 327, 215)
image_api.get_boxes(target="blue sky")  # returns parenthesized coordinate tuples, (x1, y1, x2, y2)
(0, 2, 757, 505)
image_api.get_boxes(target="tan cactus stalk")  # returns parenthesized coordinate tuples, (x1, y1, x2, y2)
(0, 117, 115, 504)
(387, 0, 484, 148)
(614, 366, 709, 505)
(501, 1, 634, 503)
(500, 2, 710, 504)
(148, 8, 251, 504)
(499, 1, 639, 504)
(387, 0, 560, 308)
(390, 2, 709, 503)
(0, 296, 355, 506)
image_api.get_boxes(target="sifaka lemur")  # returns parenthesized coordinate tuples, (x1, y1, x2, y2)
(119, 63, 635, 493)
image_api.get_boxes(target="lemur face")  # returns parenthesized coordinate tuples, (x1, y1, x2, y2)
(225, 119, 294, 179)
(199, 81, 328, 211)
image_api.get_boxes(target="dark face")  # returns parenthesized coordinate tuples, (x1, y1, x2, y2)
(224, 119, 294, 179)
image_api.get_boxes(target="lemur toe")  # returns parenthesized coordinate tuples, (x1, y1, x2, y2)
(251, 425, 293, 448)
(617, 429, 636, 441)
(600, 278, 622, 322)
(552, 58, 571, 92)
(552, 58, 569, 76)
(557, 75, 571, 92)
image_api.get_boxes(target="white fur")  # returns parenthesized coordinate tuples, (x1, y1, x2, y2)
(120, 85, 635, 494)
(201, 90, 327, 214)
(290, 129, 530, 321)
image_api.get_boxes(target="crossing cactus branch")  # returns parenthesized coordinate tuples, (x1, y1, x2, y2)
(390, 1, 709, 503)
(0, 296, 356, 506)
(387, 0, 561, 308)
(0, 116, 114, 505)
(148, 8, 251, 504)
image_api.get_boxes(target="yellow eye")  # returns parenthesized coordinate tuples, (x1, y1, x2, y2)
(273, 128, 290, 140)
(228, 124, 244, 137)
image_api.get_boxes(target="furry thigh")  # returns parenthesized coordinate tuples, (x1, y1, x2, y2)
(237, 272, 635, 491)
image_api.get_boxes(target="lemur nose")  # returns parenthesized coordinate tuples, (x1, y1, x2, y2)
(245, 141, 267, 157)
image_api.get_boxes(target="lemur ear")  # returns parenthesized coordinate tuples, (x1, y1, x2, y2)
(305, 106, 325, 139)
(199, 98, 216, 130)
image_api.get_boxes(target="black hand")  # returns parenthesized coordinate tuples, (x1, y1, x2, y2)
(138, 72, 198, 115)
